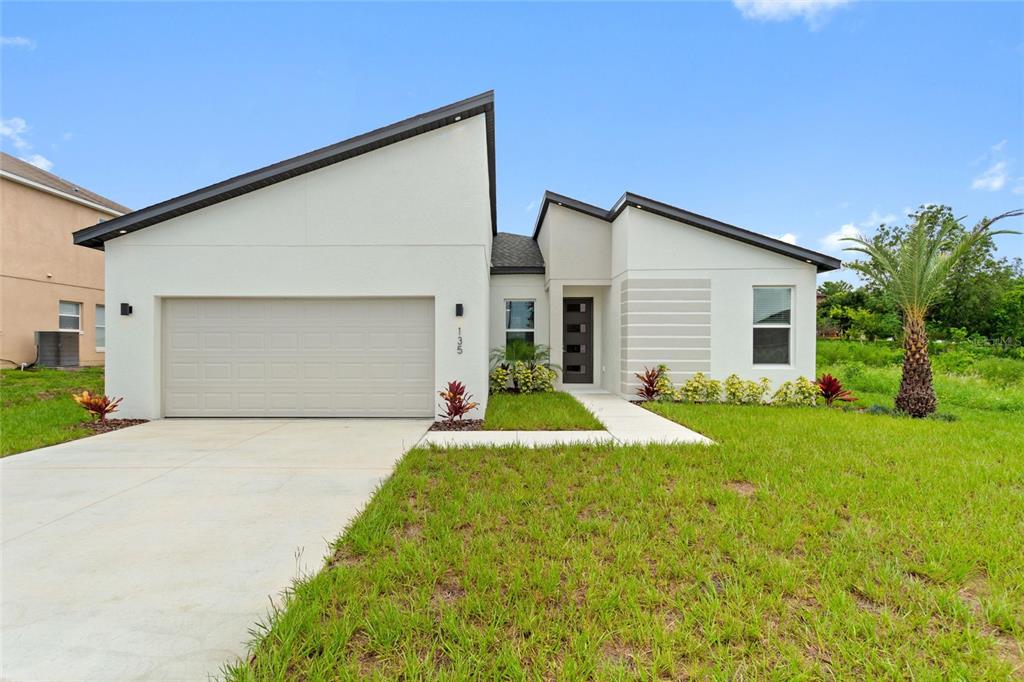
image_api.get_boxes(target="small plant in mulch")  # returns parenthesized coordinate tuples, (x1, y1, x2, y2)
(431, 380, 480, 431)
(71, 390, 146, 434)
(72, 390, 123, 421)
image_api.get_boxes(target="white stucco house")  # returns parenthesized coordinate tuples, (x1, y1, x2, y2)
(74, 91, 839, 420)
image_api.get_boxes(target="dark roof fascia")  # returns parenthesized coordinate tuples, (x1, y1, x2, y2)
(615, 192, 841, 272)
(530, 190, 608, 239)
(490, 265, 546, 275)
(74, 91, 497, 249)
(531, 190, 841, 272)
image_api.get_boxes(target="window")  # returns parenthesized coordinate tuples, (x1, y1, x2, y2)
(95, 304, 105, 351)
(59, 301, 81, 331)
(505, 299, 535, 345)
(753, 287, 791, 365)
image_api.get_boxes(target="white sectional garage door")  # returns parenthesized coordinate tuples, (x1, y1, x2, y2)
(162, 298, 434, 417)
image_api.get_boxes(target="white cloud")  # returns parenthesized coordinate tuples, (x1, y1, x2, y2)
(773, 232, 798, 244)
(1, 36, 36, 49)
(19, 153, 53, 172)
(62, 132, 73, 141)
(0, 117, 30, 149)
(863, 210, 898, 227)
(525, 199, 539, 213)
(2, 117, 56, 172)
(970, 139, 1017, 192)
(821, 210, 899, 254)
(821, 223, 862, 253)
(732, 0, 851, 28)
(971, 160, 1009, 191)
(1012, 178, 1024, 196)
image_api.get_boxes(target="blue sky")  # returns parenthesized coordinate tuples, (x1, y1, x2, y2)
(3, 1, 1023, 273)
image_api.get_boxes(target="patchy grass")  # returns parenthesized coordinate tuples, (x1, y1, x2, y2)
(819, 361, 1024, 414)
(0, 367, 104, 457)
(225, 403, 1024, 679)
(484, 391, 603, 431)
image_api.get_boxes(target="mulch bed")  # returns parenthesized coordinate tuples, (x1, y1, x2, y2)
(77, 419, 148, 435)
(429, 419, 484, 432)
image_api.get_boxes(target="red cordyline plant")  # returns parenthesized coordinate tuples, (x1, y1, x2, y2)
(437, 380, 479, 423)
(72, 391, 123, 421)
(635, 367, 660, 402)
(816, 374, 857, 407)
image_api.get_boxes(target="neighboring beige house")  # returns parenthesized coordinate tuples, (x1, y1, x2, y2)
(1, 152, 129, 367)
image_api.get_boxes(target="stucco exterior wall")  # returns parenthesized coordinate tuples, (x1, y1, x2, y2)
(488, 273, 549, 351)
(103, 115, 492, 419)
(617, 207, 818, 393)
(537, 203, 819, 397)
(0, 177, 111, 366)
(537, 205, 611, 284)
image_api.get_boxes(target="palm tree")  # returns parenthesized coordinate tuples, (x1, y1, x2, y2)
(842, 207, 1020, 417)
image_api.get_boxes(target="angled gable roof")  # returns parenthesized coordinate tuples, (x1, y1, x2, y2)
(532, 190, 841, 272)
(1, 152, 130, 215)
(74, 91, 497, 249)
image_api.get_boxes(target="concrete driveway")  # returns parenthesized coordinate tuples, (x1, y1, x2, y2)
(1, 418, 429, 682)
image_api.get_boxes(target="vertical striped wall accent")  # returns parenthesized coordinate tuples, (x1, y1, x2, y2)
(620, 278, 712, 394)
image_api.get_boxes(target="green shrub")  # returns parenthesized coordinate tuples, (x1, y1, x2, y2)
(489, 366, 511, 394)
(771, 376, 819, 406)
(510, 361, 534, 393)
(680, 372, 722, 403)
(816, 340, 903, 367)
(654, 364, 676, 401)
(724, 374, 771, 405)
(531, 365, 557, 392)
(973, 357, 1024, 387)
(491, 362, 558, 394)
(932, 349, 976, 375)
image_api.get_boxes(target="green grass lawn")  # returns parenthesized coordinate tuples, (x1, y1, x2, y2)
(483, 391, 603, 431)
(226, 399, 1024, 678)
(0, 367, 104, 457)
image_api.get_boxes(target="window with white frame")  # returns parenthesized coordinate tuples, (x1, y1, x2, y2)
(59, 301, 81, 331)
(752, 287, 792, 365)
(95, 304, 106, 351)
(505, 299, 535, 345)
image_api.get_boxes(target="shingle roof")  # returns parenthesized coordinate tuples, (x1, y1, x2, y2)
(532, 190, 841, 272)
(74, 91, 496, 250)
(491, 232, 545, 274)
(0, 152, 130, 215)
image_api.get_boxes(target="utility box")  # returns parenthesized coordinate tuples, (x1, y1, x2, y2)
(35, 331, 80, 368)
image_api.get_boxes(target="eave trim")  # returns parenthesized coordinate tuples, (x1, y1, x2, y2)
(530, 190, 841, 273)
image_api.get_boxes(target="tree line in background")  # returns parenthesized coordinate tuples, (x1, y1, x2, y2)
(819, 205, 1024, 345)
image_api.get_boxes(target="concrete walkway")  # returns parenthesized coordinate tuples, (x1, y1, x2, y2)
(0, 418, 430, 682)
(419, 389, 712, 447)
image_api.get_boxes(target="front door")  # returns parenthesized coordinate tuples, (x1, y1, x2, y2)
(562, 297, 593, 384)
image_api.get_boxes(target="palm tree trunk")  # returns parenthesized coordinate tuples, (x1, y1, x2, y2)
(896, 314, 937, 417)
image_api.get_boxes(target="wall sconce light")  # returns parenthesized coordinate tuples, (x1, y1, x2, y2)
(120, 303, 133, 316)
(455, 303, 464, 317)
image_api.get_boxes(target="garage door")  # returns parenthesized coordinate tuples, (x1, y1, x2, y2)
(162, 298, 434, 417)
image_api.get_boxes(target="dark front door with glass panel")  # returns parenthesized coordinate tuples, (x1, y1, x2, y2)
(563, 297, 593, 383)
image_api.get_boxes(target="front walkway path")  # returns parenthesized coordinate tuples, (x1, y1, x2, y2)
(419, 389, 712, 447)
